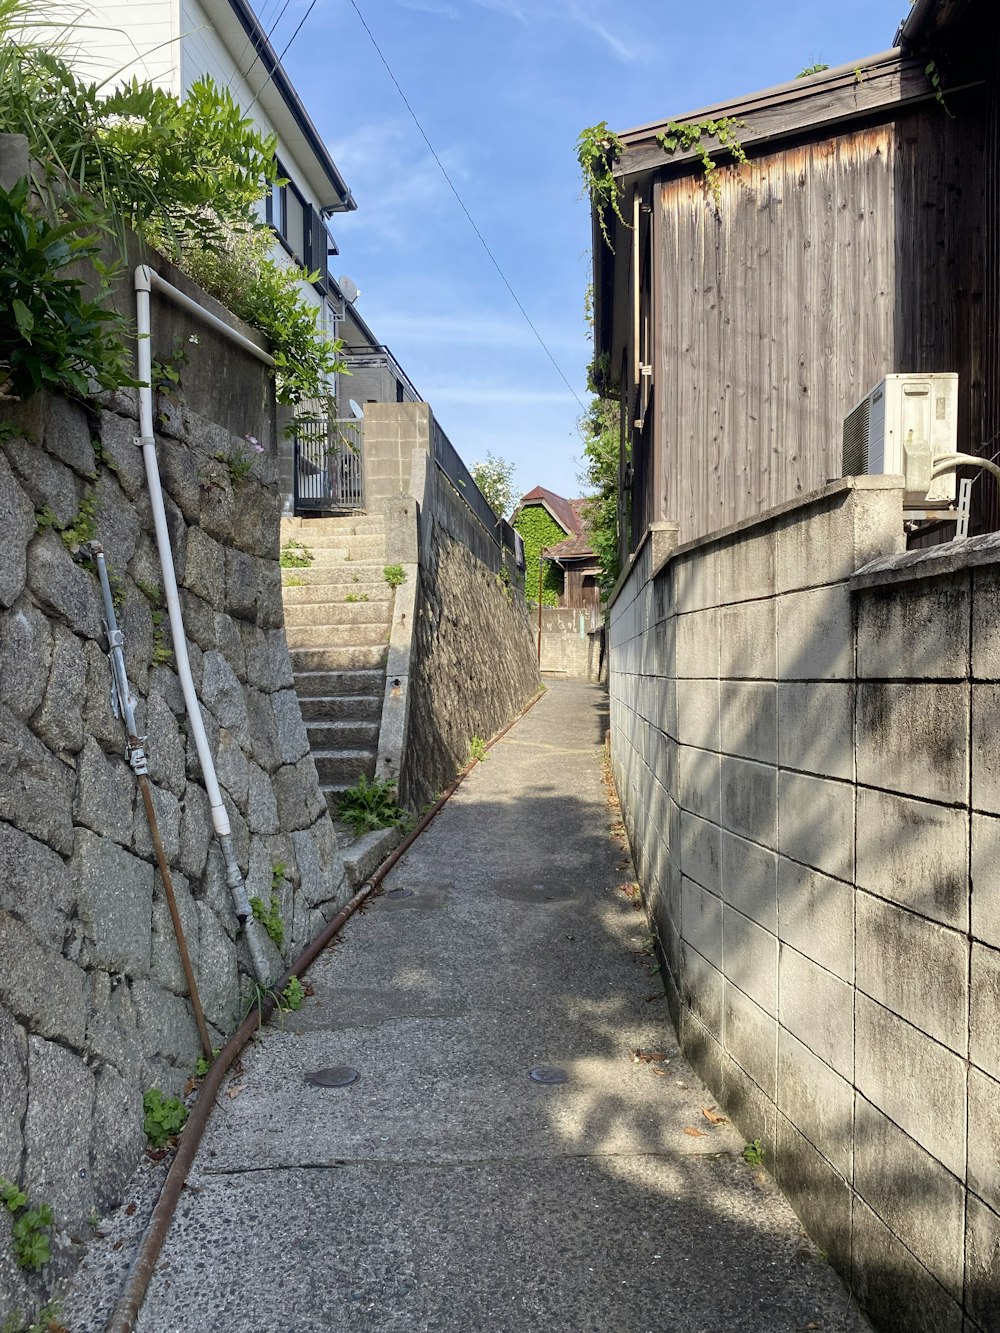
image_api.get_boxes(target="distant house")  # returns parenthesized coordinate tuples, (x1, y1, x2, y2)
(56, 0, 356, 349)
(591, 0, 1000, 556)
(513, 487, 600, 614)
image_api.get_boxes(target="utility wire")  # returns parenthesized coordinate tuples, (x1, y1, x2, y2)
(229, 0, 295, 96)
(244, 0, 319, 113)
(345, 0, 587, 412)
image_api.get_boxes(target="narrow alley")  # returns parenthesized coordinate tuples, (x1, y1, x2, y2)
(69, 682, 868, 1332)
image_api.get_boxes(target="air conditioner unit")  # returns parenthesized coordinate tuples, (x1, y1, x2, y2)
(842, 373, 959, 506)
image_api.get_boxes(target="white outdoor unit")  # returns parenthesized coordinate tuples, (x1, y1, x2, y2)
(842, 373, 959, 506)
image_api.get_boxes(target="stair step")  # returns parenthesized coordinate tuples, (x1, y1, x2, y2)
(307, 719, 379, 749)
(283, 516, 385, 536)
(290, 533, 387, 555)
(299, 692, 382, 721)
(314, 749, 377, 785)
(282, 600, 392, 628)
(291, 645, 388, 672)
(285, 622, 389, 650)
(281, 580, 392, 602)
(334, 824, 406, 889)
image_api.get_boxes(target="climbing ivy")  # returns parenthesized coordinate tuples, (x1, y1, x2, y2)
(512, 506, 566, 607)
(655, 118, 749, 209)
(576, 121, 627, 249)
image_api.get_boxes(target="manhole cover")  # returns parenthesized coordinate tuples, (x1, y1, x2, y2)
(305, 1067, 360, 1088)
(529, 1066, 569, 1085)
(383, 888, 415, 900)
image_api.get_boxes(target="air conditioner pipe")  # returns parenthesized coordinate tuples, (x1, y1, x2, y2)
(134, 265, 275, 985)
(931, 453, 1000, 486)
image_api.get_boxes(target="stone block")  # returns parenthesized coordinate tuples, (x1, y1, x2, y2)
(73, 828, 154, 977)
(719, 681, 776, 763)
(94, 470, 142, 572)
(196, 902, 241, 1032)
(858, 682, 969, 805)
(679, 941, 724, 1038)
(856, 891, 968, 1053)
(775, 483, 904, 594)
(855, 1094, 965, 1299)
(776, 856, 854, 982)
(0, 594, 52, 720)
(855, 992, 966, 1178)
(246, 762, 279, 835)
(973, 814, 1000, 948)
(857, 573, 970, 681)
(225, 545, 262, 621)
(157, 436, 201, 523)
(723, 906, 777, 1014)
(43, 392, 94, 476)
(201, 650, 250, 745)
(679, 811, 721, 893)
(90, 1063, 145, 1211)
(776, 582, 853, 680)
(965, 1191, 1000, 1333)
(179, 588, 219, 653)
(777, 770, 853, 881)
(721, 755, 776, 849)
(7, 434, 85, 526)
(242, 625, 294, 692)
(24, 1034, 95, 1228)
(178, 782, 213, 881)
(776, 681, 853, 780)
(274, 756, 326, 832)
(779, 944, 853, 1080)
(680, 876, 722, 970)
(0, 704, 75, 854)
(255, 563, 285, 631)
(971, 943, 1000, 1082)
(0, 820, 74, 950)
(0, 451, 36, 609)
(723, 980, 776, 1097)
(776, 1027, 853, 1179)
(773, 1113, 852, 1275)
(130, 978, 202, 1069)
(98, 408, 147, 499)
(719, 598, 776, 680)
(272, 688, 310, 765)
(676, 677, 719, 752)
(150, 868, 199, 996)
(973, 684, 1000, 815)
(144, 691, 186, 798)
(674, 546, 718, 612)
(26, 529, 103, 640)
(721, 1049, 776, 1161)
(969, 1066, 1000, 1214)
(851, 1197, 963, 1333)
(718, 528, 775, 604)
(0, 1007, 26, 1181)
(83, 969, 141, 1084)
(720, 829, 777, 932)
(675, 607, 719, 678)
(215, 610, 248, 679)
(677, 744, 721, 824)
(246, 687, 282, 773)
(28, 622, 86, 756)
(0, 909, 87, 1047)
(215, 729, 250, 810)
(74, 735, 135, 846)
(680, 1009, 726, 1096)
(858, 787, 969, 932)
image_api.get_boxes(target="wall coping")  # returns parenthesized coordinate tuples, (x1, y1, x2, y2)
(851, 528, 1000, 589)
(606, 475, 905, 611)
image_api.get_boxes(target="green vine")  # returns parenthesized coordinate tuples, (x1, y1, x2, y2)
(511, 506, 566, 607)
(577, 121, 627, 250)
(925, 60, 954, 117)
(655, 118, 749, 209)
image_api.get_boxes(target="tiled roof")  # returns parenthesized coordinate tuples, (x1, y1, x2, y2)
(516, 485, 582, 535)
(544, 531, 597, 561)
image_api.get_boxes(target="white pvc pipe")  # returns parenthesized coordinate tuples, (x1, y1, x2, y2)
(931, 452, 1000, 486)
(134, 265, 274, 983)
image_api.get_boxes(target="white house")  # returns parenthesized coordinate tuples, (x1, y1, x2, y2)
(59, 0, 356, 344)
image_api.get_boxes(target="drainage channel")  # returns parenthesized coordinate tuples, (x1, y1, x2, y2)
(105, 688, 546, 1333)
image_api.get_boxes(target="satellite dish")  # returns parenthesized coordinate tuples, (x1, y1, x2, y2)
(348, 399, 364, 420)
(339, 275, 360, 304)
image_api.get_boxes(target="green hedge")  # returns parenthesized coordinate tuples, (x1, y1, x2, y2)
(513, 505, 566, 606)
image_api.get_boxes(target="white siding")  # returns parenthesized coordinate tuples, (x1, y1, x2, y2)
(53, 1, 179, 93)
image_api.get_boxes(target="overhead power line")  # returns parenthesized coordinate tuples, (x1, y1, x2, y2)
(244, 0, 320, 113)
(345, 0, 587, 413)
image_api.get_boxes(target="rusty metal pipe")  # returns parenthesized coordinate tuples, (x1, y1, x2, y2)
(104, 687, 545, 1333)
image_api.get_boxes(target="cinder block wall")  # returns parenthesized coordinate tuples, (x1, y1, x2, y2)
(608, 476, 1000, 1333)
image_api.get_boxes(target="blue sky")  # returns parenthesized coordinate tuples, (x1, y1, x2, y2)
(269, 0, 909, 502)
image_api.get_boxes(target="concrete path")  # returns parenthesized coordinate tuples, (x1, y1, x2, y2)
(98, 682, 868, 1331)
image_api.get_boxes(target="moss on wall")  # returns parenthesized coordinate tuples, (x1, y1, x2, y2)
(513, 505, 566, 606)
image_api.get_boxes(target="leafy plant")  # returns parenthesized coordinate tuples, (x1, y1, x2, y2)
(59, 491, 97, 552)
(280, 538, 313, 569)
(925, 60, 954, 117)
(282, 976, 305, 1011)
(742, 1138, 765, 1168)
(577, 121, 628, 250)
(195, 1047, 220, 1077)
(250, 892, 285, 950)
(470, 450, 517, 519)
(271, 862, 286, 891)
(579, 396, 626, 596)
(796, 63, 829, 78)
(383, 563, 406, 589)
(337, 774, 410, 836)
(0, 177, 137, 400)
(142, 1088, 188, 1147)
(655, 117, 749, 209)
(283, 573, 304, 587)
(0, 1298, 66, 1333)
(469, 736, 489, 762)
(344, 591, 369, 603)
(511, 504, 565, 606)
(1, 1177, 53, 1273)
(214, 440, 261, 484)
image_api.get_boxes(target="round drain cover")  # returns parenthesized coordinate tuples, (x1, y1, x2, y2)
(305, 1067, 360, 1088)
(383, 888, 415, 900)
(529, 1065, 569, 1085)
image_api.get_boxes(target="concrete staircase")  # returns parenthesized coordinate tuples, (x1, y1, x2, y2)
(281, 514, 392, 817)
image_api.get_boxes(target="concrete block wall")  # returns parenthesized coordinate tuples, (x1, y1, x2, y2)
(608, 477, 1000, 1333)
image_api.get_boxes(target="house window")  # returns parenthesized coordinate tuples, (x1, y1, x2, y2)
(267, 160, 328, 291)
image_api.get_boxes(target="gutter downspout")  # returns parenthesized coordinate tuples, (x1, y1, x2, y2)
(134, 264, 274, 984)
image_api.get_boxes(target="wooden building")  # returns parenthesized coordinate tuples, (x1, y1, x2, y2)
(512, 487, 602, 615)
(592, 0, 1000, 555)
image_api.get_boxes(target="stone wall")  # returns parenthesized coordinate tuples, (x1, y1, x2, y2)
(607, 477, 1000, 1333)
(538, 607, 603, 680)
(0, 280, 348, 1318)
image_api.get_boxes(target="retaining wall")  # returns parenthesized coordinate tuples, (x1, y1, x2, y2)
(0, 277, 348, 1316)
(608, 477, 1000, 1333)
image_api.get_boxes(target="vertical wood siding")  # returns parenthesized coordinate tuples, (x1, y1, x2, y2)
(650, 104, 986, 547)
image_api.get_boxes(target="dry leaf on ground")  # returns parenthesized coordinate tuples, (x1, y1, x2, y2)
(682, 1126, 707, 1137)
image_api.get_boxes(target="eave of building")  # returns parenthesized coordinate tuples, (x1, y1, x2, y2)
(203, 0, 356, 212)
(591, 46, 984, 394)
